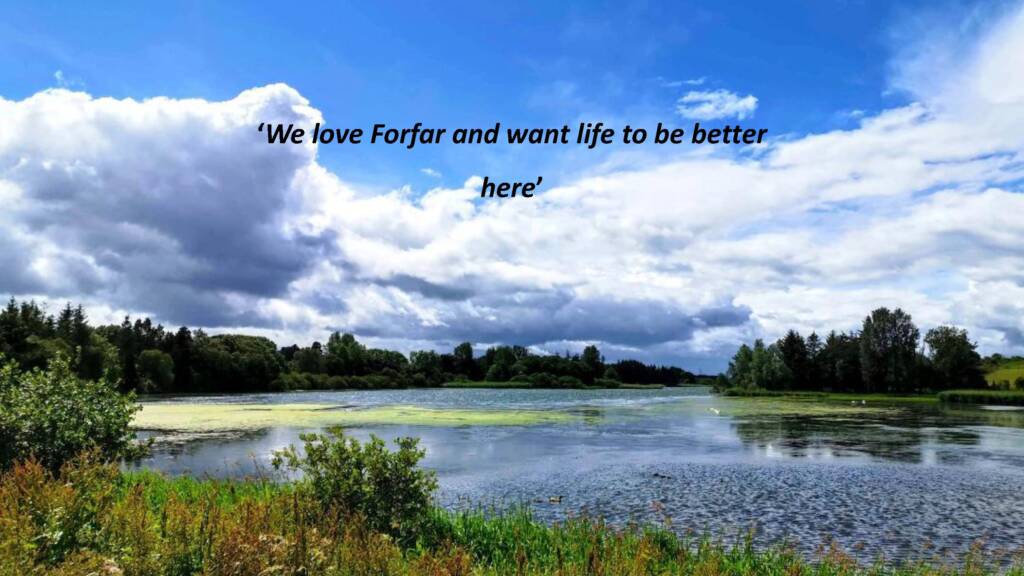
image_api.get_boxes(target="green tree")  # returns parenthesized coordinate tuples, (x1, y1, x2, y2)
(0, 354, 143, 471)
(925, 326, 984, 389)
(727, 340, 791, 390)
(136, 349, 175, 393)
(452, 342, 476, 378)
(580, 345, 604, 384)
(170, 326, 194, 391)
(603, 365, 621, 381)
(484, 346, 517, 381)
(777, 330, 810, 390)
(116, 317, 139, 391)
(860, 308, 920, 393)
(409, 350, 444, 386)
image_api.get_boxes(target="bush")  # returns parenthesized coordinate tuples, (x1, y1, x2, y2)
(272, 427, 437, 543)
(0, 355, 144, 471)
(593, 378, 621, 388)
(557, 375, 583, 388)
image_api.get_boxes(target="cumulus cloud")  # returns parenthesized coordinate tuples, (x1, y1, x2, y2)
(0, 84, 326, 326)
(676, 89, 758, 120)
(2, 5, 1024, 368)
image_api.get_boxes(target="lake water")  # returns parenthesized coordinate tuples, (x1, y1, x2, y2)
(134, 387, 1024, 562)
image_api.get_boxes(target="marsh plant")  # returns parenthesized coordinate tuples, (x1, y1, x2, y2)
(0, 354, 144, 471)
(272, 428, 438, 543)
(1, 438, 1023, 575)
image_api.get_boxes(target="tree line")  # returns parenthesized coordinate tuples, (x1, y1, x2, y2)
(719, 307, 988, 393)
(0, 298, 697, 393)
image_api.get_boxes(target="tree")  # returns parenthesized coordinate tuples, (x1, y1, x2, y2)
(483, 346, 517, 382)
(171, 326, 195, 391)
(727, 340, 791, 390)
(452, 342, 476, 378)
(0, 354, 143, 471)
(925, 326, 984, 389)
(860, 308, 920, 393)
(822, 331, 862, 391)
(805, 332, 824, 388)
(580, 345, 604, 384)
(137, 349, 175, 393)
(116, 317, 139, 391)
(409, 350, 444, 386)
(777, 330, 810, 390)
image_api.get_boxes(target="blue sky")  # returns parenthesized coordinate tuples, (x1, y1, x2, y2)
(1, 1, 1023, 372)
(1, 1, 918, 187)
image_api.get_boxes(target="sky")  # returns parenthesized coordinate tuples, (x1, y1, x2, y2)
(1, 0, 1023, 372)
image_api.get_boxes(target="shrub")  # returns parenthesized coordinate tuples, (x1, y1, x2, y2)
(557, 375, 583, 388)
(0, 355, 144, 471)
(593, 378, 621, 388)
(528, 372, 558, 387)
(271, 427, 437, 542)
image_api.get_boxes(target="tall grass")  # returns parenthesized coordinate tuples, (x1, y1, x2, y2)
(2, 456, 1023, 575)
(938, 389, 1024, 406)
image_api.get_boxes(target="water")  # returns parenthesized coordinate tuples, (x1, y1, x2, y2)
(133, 387, 1024, 561)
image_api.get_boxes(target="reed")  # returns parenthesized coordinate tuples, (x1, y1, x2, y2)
(2, 455, 1023, 575)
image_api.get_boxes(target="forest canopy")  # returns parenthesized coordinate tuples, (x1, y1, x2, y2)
(0, 298, 697, 394)
(719, 307, 996, 394)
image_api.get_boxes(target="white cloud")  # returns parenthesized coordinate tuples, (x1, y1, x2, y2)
(676, 89, 758, 120)
(3, 5, 1024, 369)
(420, 167, 442, 178)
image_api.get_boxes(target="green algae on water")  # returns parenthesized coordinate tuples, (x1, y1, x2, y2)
(134, 403, 572, 432)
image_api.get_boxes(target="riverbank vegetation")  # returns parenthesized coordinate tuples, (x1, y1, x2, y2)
(3, 344, 1024, 574)
(0, 354, 144, 471)
(937, 389, 1024, 406)
(718, 307, 1001, 397)
(0, 298, 695, 394)
(4, 439, 1023, 575)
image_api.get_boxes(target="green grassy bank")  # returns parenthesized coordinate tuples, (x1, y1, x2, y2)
(719, 387, 939, 404)
(984, 359, 1024, 389)
(3, 456, 1021, 576)
(720, 386, 1024, 407)
(938, 389, 1024, 406)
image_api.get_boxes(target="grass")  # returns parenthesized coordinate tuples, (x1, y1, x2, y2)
(715, 397, 895, 418)
(720, 388, 938, 404)
(133, 403, 573, 432)
(938, 389, 1024, 406)
(985, 359, 1024, 388)
(615, 383, 665, 389)
(3, 456, 1022, 575)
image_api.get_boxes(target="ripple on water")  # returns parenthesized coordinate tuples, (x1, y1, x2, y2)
(439, 460, 1024, 563)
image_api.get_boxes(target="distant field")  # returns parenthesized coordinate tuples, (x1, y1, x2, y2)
(985, 359, 1024, 387)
